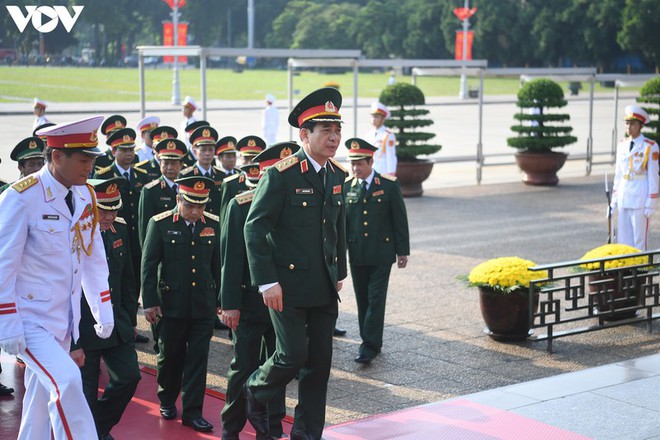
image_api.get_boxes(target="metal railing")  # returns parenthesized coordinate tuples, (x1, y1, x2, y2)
(528, 250, 660, 352)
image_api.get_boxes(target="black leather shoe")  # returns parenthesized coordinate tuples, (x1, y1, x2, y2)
(354, 354, 373, 364)
(290, 428, 311, 440)
(244, 384, 269, 436)
(0, 383, 14, 396)
(159, 405, 177, 420)
(134, 333, 149, 343)
(333, 327, 347, 337)
(182, 416, 214, 432)
(221, 428, 239, 440)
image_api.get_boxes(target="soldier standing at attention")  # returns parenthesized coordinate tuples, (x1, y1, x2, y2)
(611, 105, 660, 250)
(179, 126, 223, 215)
(180, 95, 199, 150)
(32, 97, 50, 129)
(72, 177, 141, 440)
(95, 115, 128, 173)
(135, 116, 163, 181)
(141, 176, 220, 433)
(220, 142, 299, 440)
(243, 88, 348, 440)
(367, 102, 397, 176)
(0, 137, 45, 194)
(0, 116, 114, 439)
(343, 138, 409, 364)
(262, 93, 279, 146)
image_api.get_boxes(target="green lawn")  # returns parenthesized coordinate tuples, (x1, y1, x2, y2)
(0, 66, 632, 103)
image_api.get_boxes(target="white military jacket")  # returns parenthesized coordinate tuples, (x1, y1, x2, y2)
(612, 135, 660, 210)
(368, 125, 397, 175)
(0, 167, 113, 343)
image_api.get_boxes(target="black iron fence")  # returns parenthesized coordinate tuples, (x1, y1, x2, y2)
(528, 250, 660, 352)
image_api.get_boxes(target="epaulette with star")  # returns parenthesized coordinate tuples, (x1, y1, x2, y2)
(345, 175, 353, 183)
(380, 173, 398, 181)
(133, 166, 148, 175)
(236, 190, 255, 205)
(144, 179, 160, 189)
(11, 175, 38, 193)
(115, 217, 127, 224)
(223, 172, 242, 183)
(179, 165, 195, 176)
(645, 138, 657, 145)
(203, 211, 220, 222)
(95, 165, 113, 175)
(135, 159, 149, 167)
(275, 155, 299, 172)
(329, 157, 347, 174)
(154, 210, 174, 222)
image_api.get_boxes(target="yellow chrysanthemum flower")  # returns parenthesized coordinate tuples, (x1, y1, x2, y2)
(579, 244, 648, 271)
(468, 256, 547, 293)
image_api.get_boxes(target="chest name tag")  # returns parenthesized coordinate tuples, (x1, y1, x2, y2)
(296, 188, 314, 194)
(347, 192, 357, 197)
(160, 196, 172, 201)
(42, 214, 59, 220)
(372, 190, 384, 197)
(167, 230, 182, 235)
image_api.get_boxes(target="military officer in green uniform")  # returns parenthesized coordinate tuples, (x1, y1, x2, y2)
(220, 142, 299, 440)
(94, 127, 151, 294)
(138, 138, 187, 246)
(343, 138, 409, 364)
(141, 176, 220, 433)
(182, 120, 209, 167)
(178, 126, 223, 215)
(71, 177, 141, 440)
(94, 115, 127, 173)
(243, 88, 348, 440)
(237, 134, 266, 166)
(134, 116, 163, 182)
(215, 135, 240, 181)
(0, 136, 45, 194)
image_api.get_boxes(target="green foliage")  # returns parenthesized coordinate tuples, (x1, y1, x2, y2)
(379, 83, 441, 162)
(507, 79, 577, 153)
(637, 77, 660, 141)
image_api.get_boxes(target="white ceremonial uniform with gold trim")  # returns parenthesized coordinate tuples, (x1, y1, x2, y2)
(369, 125, 397, 175)
(180, 116, 198, 149)
(0, 166, 114, 440)
(612, 135, 660, 250)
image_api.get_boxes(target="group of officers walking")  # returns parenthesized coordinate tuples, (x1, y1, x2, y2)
(0, 87, 411, 440)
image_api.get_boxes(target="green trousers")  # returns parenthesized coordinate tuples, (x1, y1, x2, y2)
(350, 264, 393, 357)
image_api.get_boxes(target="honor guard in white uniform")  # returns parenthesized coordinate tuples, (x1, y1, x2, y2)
(367, 102, 397, 176)
(611, 105, 660, 250)
(135, 116, 160, 162)
(180, 96, 199, 149)
(32, 97, 51, 129)
(0, 116, 115, 440)
(262, 93, 280, 146)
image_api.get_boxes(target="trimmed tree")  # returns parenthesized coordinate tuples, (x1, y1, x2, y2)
(379, 83, 441, 162)
(637, 77, 660, 142)
(507, 78, 577, 153)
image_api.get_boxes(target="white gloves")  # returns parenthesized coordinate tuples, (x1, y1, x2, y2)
(644, 207, 656, 218)
(610, 201, 617, 212)
(0, 335, 26, 355)
(94, 323, 114, 339)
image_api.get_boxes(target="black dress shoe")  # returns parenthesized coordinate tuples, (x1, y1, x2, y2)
(243, 384, 269, 436)
(0, 383, 14, 396)
(333, 327, 347, 337)
(354, 354, 373, 364)
(182, 416, 214, 432)
(134, 333, 149, 343)
(159, 405, 177, 420)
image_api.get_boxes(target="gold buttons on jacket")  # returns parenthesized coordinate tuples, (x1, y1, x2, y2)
(302, 202, 307, 207)
(385, 237, 390, 242)
(363, 221, 368, 226)
(27, 294, 34, 300)
(288, 264, 295, 270)
(363, 210, 368, 215)
(192, 268, 196, 273)
(364, 233, 368, 237)
(191, 241, 195, 246)
(192, 282, 197, 287)
(192, 255, 196, 260)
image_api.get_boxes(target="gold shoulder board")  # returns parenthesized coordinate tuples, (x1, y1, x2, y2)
(12, 175, 38, 193)
(274, 156, 299, 172)
(329, 157, 347, 174)
(144, 179, 160, 189)
(135, 159, 149, 167)
(179, 166, 194, 176)
(344, 175, 353, 183)
(95, 165, 113, 175)
(236, 191, 254, 205)
(380, 173, 398, 181)
(115, 217, 127, 224)
(223, 172, 241, 183)
(153, 210, 173, 222)
(133, 166, 148, 174)
(203, 211, 220, 222)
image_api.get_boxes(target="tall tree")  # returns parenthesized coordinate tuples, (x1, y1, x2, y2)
(618, 0, 660, 70)
(349, 0, 406, 58)
(403, 0, 451, 59)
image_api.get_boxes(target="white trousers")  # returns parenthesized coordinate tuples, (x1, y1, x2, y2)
(617, 208, 649, 251)
(18, 325, 96, 440)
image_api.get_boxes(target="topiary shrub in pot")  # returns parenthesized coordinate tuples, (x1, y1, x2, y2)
(507, 78, 577, 186)
(637, 77, 660, 142)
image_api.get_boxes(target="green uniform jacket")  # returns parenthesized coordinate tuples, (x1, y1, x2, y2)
(178, 163, 226, 215)
(141, 209, 221, 319)
(78, 218, 138, 349)
(344, 173, 410, 265)
(220, 190, 269, 322)
(0, 181, 13, 195)
(136, 158, 162, 182)
(138, 177, 178, 246)
(93, 149, 115, 173)
(244, 149, 347, 307)
(182, 150, 197, 168)
(218, 172, 251, 224)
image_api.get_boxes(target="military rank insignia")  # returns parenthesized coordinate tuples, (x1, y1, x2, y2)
(372, 190, 384, 197)
(200, 227, 215, 237)
(333, 185, 342, 195)
(113, 239, 123, 249)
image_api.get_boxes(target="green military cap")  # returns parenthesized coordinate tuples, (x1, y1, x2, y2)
(253, 141, 300, 173)
(155, 138, 187, 160)
(10, 137, 45, 162)
(345, 137, 378, 161)
(150, 126, 178, 145)
(288, 87, 342, 128)
(89, 177, 126, 211)
(185, 120, 210, 135)
(106, 127, 137, 149)
(236, 135, 266, 157)
(216, 136, 237, 155)
(239, 163, 261, 183)
(190, 126, 218, 148)
(101, 115, 127, 137)
(175, 176, 215, 204)
(33, 122, 55, 141)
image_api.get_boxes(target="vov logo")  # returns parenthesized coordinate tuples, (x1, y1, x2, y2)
(6, 5, 84, 33)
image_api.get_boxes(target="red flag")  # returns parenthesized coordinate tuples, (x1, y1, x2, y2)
(163, 0, 186, 9)
(455, 31, 474, 60)
(453, 7, 477, 21)
(163, 22, 188, 63)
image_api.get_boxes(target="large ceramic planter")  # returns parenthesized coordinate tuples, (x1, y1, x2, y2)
(588, 271, 643, 321)
(479, 286, 539, 342)
(514, 152, 568, 186)
(395, 160, 434, 197)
